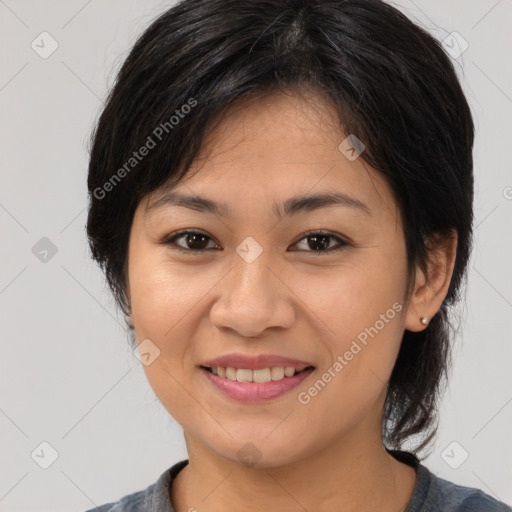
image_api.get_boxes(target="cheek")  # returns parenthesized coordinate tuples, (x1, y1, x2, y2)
(128, 253, 206, 418)
(129, 251, 207, 339)
(295, 241, 408, 389)
(129, 233, 408, 347)
(294, 256, 407, 341)
(293, 266, 406, 434)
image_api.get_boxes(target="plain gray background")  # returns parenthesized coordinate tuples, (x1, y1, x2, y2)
(0, 1, 511, 510)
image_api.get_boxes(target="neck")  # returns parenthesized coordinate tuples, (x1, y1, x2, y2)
(171, 422, 417, 512)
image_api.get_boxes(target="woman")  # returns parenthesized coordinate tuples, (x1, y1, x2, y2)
(85, 0, 511, 510)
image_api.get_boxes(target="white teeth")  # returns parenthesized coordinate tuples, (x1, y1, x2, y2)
(253, 368, 271, 383)
(270, 367, 284, 381)
(226, 367, 237, 381)
(236, 369, 253, 382)
(284, 367, 295, 377)
(209, 365, 309, 383)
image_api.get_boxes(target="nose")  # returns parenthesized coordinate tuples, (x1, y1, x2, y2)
(209, 247, 295, 338)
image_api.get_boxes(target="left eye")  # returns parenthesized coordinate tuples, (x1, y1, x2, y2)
(161, 230, 349, 254)
(291, 232, 348, 252)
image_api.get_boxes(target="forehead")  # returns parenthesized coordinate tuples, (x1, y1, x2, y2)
(142, 90, 397, 221)
(196, 89, 344, 170)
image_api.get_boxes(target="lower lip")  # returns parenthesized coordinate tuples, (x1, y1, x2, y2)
(200, 366, 315, 403)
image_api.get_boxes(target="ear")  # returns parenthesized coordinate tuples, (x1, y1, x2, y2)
(405, 230, 458, 332)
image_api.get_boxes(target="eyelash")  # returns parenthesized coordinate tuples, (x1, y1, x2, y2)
(160, 229, 350, 255)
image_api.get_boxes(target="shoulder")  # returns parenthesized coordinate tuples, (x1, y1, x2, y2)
(82, 460, 189, 512)
(420, 465, 511, 511)
(387, 450, 511, 512)
(82, 489, 146, 512)
(456, 492, 512, 512)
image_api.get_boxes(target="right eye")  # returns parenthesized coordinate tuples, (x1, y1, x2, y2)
(161, 230, 221, 253)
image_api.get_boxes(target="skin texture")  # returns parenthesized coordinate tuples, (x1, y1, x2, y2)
(126, 89, 457, 512)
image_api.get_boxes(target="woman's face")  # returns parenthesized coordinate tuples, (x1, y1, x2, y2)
(127, 90, 412, 467)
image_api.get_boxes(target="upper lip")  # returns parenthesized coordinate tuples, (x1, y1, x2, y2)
(201, 353, 315, 370)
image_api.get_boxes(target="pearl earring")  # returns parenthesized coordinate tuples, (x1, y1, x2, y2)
(420, 317, 429, 325)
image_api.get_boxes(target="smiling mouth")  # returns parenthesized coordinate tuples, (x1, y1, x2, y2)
(200, 365, 315, 383)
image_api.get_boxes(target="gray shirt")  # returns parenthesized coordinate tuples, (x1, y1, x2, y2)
(84, 451, 511, 511)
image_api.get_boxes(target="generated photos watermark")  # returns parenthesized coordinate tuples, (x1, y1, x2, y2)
(297, 301, 403, 405)
(93, 97, 197, 200)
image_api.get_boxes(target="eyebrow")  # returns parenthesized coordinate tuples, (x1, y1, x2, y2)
(146, 190, 371, 218)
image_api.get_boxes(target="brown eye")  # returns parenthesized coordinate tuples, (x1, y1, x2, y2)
(163, 231, 220, 253)
(290, 232, 349, 253)
(161, 230, 349, 255)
